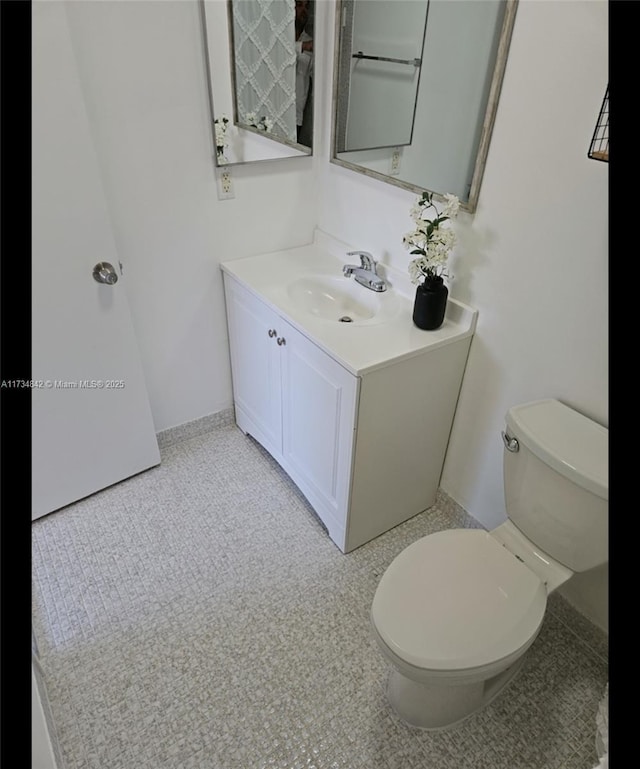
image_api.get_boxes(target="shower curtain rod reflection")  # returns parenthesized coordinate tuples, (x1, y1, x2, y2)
(352, 51, 421, 67)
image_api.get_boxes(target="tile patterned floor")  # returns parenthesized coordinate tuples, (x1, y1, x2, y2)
(32, 418, 608, 769)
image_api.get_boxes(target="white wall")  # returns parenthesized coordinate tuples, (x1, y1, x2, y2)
(60, 0, 608, 631)
(64, 0, 320, 432)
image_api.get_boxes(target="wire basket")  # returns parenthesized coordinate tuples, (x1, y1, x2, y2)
(588, 86, 609, 162)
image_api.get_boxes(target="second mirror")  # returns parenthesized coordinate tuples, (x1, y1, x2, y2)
(229, 0, 315, 150)
(201, 0, 315, 165)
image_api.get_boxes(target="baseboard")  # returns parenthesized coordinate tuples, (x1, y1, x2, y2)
(435, 488, 486, 530)
(156, 408, 235, 450)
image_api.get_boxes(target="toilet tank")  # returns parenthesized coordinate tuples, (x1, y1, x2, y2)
(502, 399, 608, 572)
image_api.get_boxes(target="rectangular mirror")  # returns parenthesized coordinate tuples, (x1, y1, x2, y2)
(200, 0, 315, 166)
(331, 0, 518, 212)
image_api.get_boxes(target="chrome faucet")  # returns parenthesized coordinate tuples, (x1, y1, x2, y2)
(343, 251, 387, 292)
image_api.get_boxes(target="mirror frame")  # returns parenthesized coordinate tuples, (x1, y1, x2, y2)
(329, 0, 519, 213)
(199, 0, 313, 167)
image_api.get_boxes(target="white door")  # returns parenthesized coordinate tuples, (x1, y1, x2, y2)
(31, 0, 160, 520)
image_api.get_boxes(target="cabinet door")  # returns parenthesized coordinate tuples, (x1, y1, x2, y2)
(224, 276, 282, 455)
(280, 321, 359, 544)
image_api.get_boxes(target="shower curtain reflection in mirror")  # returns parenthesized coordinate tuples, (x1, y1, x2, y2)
(230, 0, 300, 143)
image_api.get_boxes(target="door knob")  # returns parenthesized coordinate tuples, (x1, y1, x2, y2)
(93, 262, 118, 285)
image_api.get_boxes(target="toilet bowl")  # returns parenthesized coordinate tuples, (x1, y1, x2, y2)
(371, 398, 608, 730)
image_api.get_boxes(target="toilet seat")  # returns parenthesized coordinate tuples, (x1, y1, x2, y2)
(371, 529, 547, 672)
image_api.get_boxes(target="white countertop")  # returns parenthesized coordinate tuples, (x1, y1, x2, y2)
(220, 230, 478, 376)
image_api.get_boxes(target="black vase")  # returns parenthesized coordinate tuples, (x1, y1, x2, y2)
(412, 277, 448, 330)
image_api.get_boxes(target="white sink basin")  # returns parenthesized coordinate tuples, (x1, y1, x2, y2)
(286, 275, 401, 325)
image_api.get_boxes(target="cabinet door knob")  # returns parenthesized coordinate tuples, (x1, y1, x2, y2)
(277, 337, 286, 346)
(268, 329, 277, 338)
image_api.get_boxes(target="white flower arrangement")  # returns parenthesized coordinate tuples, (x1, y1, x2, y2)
(214, 115, 230, 162)
(403, 192, 460, 285)
(245, 112, 273, 133)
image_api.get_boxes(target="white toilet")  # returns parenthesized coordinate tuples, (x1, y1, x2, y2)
(371, 398, 608, 730)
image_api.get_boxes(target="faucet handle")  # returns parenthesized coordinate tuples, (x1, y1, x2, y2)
(346, 250, 376, 271)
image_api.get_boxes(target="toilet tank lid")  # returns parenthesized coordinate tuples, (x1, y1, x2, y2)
(506, 399, 608, 500)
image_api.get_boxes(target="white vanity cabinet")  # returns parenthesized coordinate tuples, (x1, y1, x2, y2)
(223, 274, 359, 546)
(221, 238, 477, 553)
